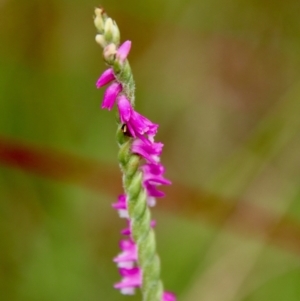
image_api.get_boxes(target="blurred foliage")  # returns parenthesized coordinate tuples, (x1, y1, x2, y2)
(1, 0, 300, 300)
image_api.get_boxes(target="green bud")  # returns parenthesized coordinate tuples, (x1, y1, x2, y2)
(94, 8, 105, 32)
(111, 21, 120, 45)
(95, 34, 107, 48)
(104, 18, 120, 45)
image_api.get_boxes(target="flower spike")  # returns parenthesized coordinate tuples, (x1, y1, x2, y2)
(94, 7, 176, 301)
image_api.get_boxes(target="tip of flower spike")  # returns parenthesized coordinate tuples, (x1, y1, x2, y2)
(94, 7, 105, 32)
(94, 6, 106, 17)
(104, 18, 120, 45)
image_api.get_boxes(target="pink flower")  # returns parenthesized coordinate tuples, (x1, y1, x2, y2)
(142, 163, 171, 199)
(114, 267, 142, 295)
(96, 68, 115, 88)
(102, 82, 122, 110)
(116, 40, 132, 63)
(163, 291, 177, 301)
(117, 95, 158, 139)
(113, 239, 138, 268)
(150, 220, 157, 228)
(127, 110, 158, 139)
(117, 95, 132, 123)
(95, 38, 175, 299)
(131, 139, 163, 164)
(144, 181, 166, 198)
(112, 194, 128, 218)
(142, 163, 171, 185)
(121, 224, 131, 236)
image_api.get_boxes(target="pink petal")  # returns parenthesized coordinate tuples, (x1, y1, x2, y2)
(116, 40, 132, 63)
(117, 95, 133, 123)
(162, 291, 176, 301)
(114, 267, 142, 294)
(102, 82, 122, 110)
(96, 68, 115, 88)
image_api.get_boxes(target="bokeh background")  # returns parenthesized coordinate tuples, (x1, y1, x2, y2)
(1, 0, 300, 300)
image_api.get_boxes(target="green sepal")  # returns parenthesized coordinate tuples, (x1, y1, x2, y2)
(118, 140, 131, 168)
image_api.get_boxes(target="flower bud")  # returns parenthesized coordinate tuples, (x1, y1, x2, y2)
(96, 68, 115, 88)
(103, 43, 117, 63)
(95, 34, 107, 48)
(116, 40, 131, 63)
(94, 7, 105, 32)
(104, 18, 120, 45)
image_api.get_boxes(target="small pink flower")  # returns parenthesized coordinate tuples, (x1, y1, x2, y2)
(163, 291, 176, 301)
(126, 110, 159, 139)
(142, 163, 171, 199)
(144, 181, 166, 198)
(116, 40, 132, 63)
(112, 194, 128, 218)
(113, 239, 138, 268)
(142, 163, 171, 185)
(131, 139, 163, 163)
(117, 95, 133, 123)
(102, 82, 122, 110)
(117, 95, 158, 139)
(150, 220, 157, 228)
(121, 225, 131, 236)
(114, 267, 142, 295)
(96, 68, 115, 88)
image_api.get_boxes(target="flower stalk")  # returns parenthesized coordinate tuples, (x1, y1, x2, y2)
(94, 7, 175, 301)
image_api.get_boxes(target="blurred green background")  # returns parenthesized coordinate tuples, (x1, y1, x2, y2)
(1, 0, 300, 300)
